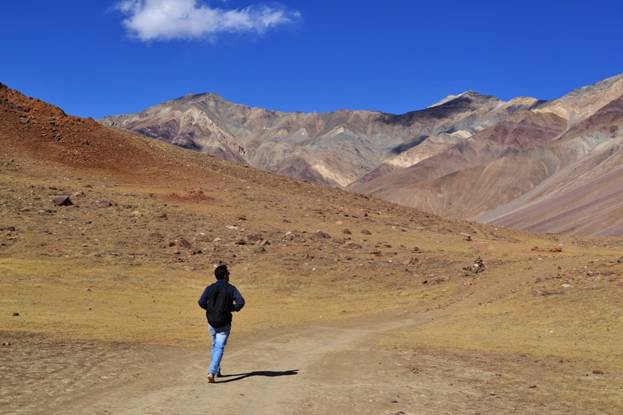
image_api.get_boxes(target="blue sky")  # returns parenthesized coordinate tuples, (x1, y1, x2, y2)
(2, 0, 623, 118)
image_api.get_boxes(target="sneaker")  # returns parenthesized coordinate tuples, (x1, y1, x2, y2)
(207, 373, 216, 383)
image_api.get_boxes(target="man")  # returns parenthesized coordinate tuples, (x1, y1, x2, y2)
(198, 264, 245, 383)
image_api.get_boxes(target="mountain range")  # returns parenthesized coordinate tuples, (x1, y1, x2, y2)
(102, 73, 623, 236)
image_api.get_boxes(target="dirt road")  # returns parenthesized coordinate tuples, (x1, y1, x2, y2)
(54, 313, 421, 415)
(6, 305, 618, 415)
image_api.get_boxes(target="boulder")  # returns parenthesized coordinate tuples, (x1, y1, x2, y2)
(404, 257, 419, 266)
(52, 195, 73, 206)
(346, 242, 362, 249)
(464, 257, 486, 274)
(247, 233, 264, 243)
(313, 230, 331, 239)
(177, 238, 192, 249)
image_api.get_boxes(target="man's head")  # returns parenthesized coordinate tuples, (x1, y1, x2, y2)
(214, 264, 230, 281)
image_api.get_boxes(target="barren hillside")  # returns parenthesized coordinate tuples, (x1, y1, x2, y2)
(101, 90, 533, 188)
(101, 74, 623, 236)
(353, 76, 623, 235)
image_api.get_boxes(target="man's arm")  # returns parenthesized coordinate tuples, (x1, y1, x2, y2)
(232, 287, 245, 312)
(198, 286, 212, 310)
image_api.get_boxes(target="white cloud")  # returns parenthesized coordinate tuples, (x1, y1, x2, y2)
(116, 0, 299, 41)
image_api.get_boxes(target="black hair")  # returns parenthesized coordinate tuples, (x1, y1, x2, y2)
(214, 264, 229, 280)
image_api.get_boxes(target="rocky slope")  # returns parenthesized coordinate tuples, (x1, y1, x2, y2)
(479, 93, 623, 235)
(101, 74, 623, 236)
(353, 75, 623, 235)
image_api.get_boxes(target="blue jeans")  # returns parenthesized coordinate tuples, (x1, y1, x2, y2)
(208, 325, 230, 375)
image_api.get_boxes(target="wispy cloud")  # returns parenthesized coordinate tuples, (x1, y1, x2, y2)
(116, 0, 300, 42)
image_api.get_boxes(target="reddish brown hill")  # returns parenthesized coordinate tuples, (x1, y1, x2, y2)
(0, 82, 172, 176)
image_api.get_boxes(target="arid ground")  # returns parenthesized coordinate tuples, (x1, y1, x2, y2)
(1, 84, 623, 414)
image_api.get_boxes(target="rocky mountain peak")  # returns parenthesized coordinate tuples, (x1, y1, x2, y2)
(428, 90, 496, 108)
(167, 91, 233, 109)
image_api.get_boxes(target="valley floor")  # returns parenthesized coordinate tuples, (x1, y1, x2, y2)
(3, 303, 622, 415)
(1, 153, 622, 414)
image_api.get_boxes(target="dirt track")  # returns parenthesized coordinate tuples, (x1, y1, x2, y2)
(5, 304, 621, 415)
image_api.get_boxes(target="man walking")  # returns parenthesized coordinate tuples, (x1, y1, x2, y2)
(198, 263, 245, 383)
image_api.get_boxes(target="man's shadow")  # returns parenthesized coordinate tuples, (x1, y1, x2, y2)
(217, 369, 299, 384)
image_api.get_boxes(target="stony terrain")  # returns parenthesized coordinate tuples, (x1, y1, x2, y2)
(102, 74, 623, 236)
(2, 83, 623, 414)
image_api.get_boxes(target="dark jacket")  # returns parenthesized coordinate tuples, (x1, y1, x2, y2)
(198, 280, 245, 329)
